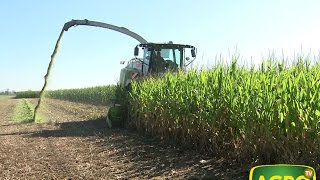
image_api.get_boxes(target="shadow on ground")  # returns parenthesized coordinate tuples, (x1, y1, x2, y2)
(0, 118, 106, 137)
(28, 118, 108, 137)
(23, 118, 249, 179)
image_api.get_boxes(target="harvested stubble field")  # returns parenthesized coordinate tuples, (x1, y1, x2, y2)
(0, 96, 248, 179)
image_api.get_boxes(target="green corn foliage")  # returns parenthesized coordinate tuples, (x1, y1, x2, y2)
(15, 85, 116, 105)
(45, 85, 117, 105)
(15, 90, 40, 98)
(14, 99, 35, 123)
(129, 55, 320, 164)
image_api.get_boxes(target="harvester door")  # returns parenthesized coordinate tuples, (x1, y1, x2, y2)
(142, 48, 151, 76)
(164, 49, 180, 71)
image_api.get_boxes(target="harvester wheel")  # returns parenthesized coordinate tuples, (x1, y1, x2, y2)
(106, 105, 124, 128)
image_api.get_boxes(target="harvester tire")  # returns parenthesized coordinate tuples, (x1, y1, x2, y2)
(106, 106, 124, 128)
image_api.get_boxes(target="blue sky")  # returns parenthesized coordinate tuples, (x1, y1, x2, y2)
(1, 0, 320, 91)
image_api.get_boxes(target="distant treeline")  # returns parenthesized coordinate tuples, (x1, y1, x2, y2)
(0, 89, 16, 95)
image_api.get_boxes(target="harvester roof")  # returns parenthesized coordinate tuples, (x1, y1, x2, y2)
(138, 43, 195, 49)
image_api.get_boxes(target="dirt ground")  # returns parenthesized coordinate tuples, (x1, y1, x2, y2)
(0, 96, 249, 179)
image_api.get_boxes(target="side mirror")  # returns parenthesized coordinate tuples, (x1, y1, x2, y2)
(120, 61, 125, 64)
(134, 46, 139, 56)
(191, 48, 196, 57)
(185, 56, 195, 66)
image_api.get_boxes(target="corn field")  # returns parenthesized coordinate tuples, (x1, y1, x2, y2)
(128, 56, 320, 164)
(45, 85, 116, 105)
(14, 56, 320, 164)
(16, 86, 116, 105)
(15, 90, 40, 98)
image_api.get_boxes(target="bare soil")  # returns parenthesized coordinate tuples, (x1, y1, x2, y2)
(0, 96, 249, 179)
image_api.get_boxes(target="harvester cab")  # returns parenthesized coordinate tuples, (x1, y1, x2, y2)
(119, 42, 197, 90)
